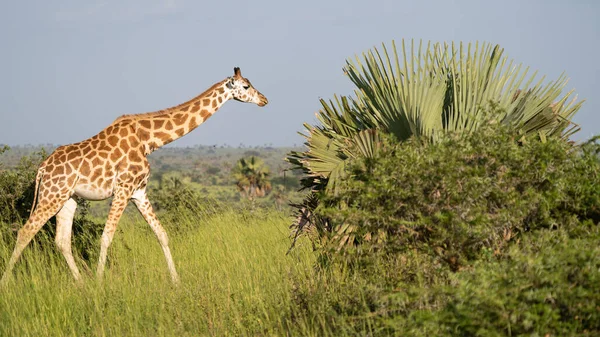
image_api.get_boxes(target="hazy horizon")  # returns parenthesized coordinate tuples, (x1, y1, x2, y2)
(1, 0, 598, 147)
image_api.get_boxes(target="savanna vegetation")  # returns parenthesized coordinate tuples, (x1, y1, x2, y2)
(1, 40, 598, 336)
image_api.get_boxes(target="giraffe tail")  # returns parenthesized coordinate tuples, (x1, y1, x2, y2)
(29, 166, 45, 218)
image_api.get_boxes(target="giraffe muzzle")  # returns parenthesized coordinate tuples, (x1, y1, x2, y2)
(257, 94, 268, 107)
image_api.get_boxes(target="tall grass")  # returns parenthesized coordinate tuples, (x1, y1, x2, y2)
(0, 206, 341, 336)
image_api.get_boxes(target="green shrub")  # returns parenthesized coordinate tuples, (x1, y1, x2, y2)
(432, 225, 600, 336)
(0, 148, 46, 225)
(288, 124, 600, 335)
(317, 124, 599, 270)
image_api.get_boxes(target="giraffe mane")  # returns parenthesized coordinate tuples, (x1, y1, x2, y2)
(113, 79, 227, 123)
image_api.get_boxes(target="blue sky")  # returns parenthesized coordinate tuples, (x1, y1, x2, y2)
(0, 0, 598, 147)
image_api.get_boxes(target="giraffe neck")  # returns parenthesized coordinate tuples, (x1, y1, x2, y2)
(131, 80, 233, 153)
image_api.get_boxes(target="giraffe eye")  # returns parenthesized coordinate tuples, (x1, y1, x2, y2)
(243, 85, 250, 90)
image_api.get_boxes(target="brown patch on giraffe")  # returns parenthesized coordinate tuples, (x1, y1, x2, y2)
(80, 161, 91, 176)
(115, 123, 127, 133)
(98, 151, 109, 160)
(175, 128, 185, 137)
(211, 100, 217, 108)
(90, 167, 103, 182)
(57, 153, 67, 162)
(190, 105, 200, 113)
(129, 151, 142, 162)
(139, 120, 152, 129)
(154, 119, 165, 129)
(200, 109, 211, 121)
(202, 98, 211, 106)
(188, 117, 199, 130)
(91, 157, 103, 167)
(91, 139, 100, 148)
(97, 141, 110, 152)
(105, 126, 114, 134)
(129, 164, 143, 172)
(69, 158, 83, 170)
(110, 149, 122, 162)
(98, 177, 112, 188)
(81, 145, 92, 156)
(85, 150, 97, 160)
(217, 87, 225, 94)
(67, 150, 81, 161)
(117, 171, 132, 181)
(179, 105, 190, 112)
(173, 113, 187, 125)
(67, 175, 76, 186)
(55, 166, 64, 175)
(137, 128, 150, 141)
(65, 164, 73, 175)
(128, 137, 144, 151)
(104, 163, 114, 178)
(119, 127, 129, 137)
(108, 136, 119, 147)
(51, 186, 59, 193)
(155, 132, 171, 143)
(133, 176, 146, 187)
(119, 139, 130, 152)
(45, 164, 55, 173)
(218, 96, 223, 104)
(165, 121, 174, 130)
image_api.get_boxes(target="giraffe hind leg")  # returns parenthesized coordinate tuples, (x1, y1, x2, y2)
(55, 198, 82, 282)
(1, 197, 68, 284)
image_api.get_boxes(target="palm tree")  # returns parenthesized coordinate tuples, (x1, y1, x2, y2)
(232, 156, 272, 200)
(286, 39, 583, 238)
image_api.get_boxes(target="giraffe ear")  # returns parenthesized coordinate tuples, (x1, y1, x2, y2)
(233, 67, 242, 78)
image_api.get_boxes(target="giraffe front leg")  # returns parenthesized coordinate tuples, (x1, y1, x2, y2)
(131, 190, 180, 285)
(55, 198, 82, 282)
(96, 189, 129, 282)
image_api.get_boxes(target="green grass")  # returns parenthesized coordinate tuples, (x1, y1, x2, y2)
(0, 207, 329, 337)
(3, 204, 597, 336)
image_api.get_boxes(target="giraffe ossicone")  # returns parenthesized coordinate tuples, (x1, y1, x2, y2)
(1, 67, 268, 285)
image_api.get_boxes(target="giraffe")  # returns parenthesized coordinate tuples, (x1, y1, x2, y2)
(1, 67, 268, 285)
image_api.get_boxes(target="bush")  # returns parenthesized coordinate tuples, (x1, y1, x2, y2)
(317, 124, 599, 270)
(433, 225, 600, 335)
(0, 148, 46, 225)
(289, 124, 600, 335)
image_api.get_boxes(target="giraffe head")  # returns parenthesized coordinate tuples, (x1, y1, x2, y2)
(226, 67, 268, 107)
